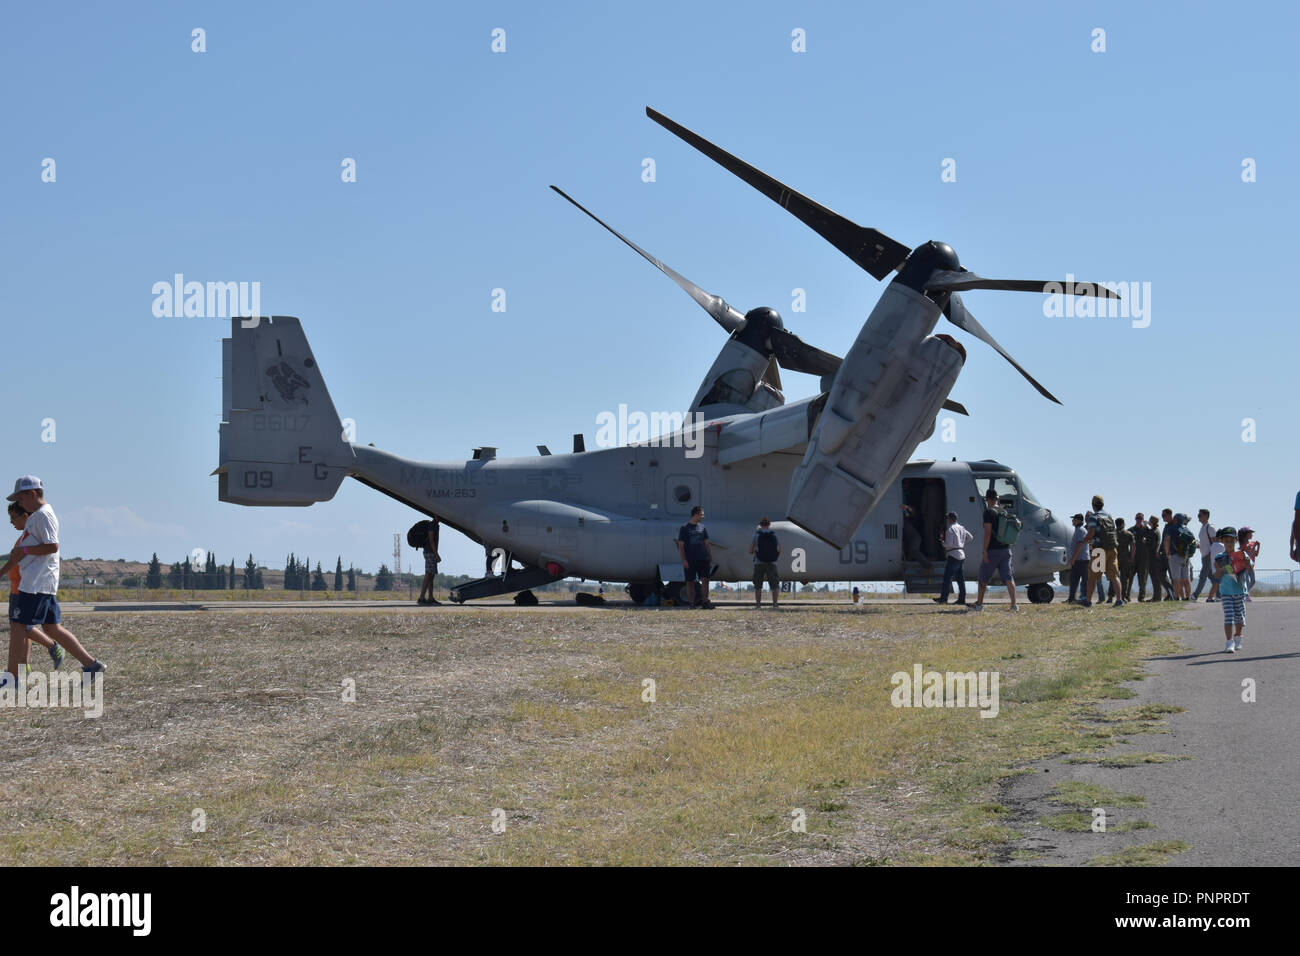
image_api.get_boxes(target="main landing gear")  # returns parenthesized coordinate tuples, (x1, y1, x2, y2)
(1026, 582, 1055, 604)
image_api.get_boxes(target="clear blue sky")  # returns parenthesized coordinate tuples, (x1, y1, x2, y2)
(2, 1, 1296, 577)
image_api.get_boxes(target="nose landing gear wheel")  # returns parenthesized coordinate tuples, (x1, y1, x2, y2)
(1027, 582, 1054, 604)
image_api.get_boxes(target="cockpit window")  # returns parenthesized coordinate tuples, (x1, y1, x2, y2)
(974, 474, 1043, 514)
(1016, 477, 1042, 508)
(974, 475, 1019, 506)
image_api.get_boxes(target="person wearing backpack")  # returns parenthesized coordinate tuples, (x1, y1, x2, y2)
(933, 510, 973, 605)
(973, 488, 1020, 612)
(415, 518, 442, 606)
(1166, 513, 1197, 600)
(748, 517, 781, 607)
(1083, 495, 1124, 608)
(1085, 511, 1109, 604)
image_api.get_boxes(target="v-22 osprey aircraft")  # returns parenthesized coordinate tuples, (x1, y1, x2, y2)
(214, 108, 1120, 604)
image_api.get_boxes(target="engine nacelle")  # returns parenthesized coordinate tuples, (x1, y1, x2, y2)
(785, 283, 963, 548)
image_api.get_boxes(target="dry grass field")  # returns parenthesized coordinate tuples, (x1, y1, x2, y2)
(0, 601, 1181, 865)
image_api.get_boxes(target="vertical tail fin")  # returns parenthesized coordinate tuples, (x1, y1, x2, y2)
(215, 316, 352, 506)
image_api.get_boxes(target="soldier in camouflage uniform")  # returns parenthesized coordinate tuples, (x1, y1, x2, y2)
(1130, 512, 1153, 601)
(1115, 517, 1135, 602)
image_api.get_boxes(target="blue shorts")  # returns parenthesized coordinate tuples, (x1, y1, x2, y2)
(979, 549, 1014, 585)
(683, 558, 711, 582)
(11, 591, 61, 629)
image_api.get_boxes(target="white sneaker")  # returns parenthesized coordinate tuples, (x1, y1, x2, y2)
(1233, 638, 1242, 651)
(1224, 641, 1235, 653)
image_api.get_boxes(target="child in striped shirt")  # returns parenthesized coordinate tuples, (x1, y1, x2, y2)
(1213, 527, 1251, 653)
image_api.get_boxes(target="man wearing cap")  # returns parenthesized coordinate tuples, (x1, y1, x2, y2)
(1164, 512, 1185, 600)
(1066, 513, 1090, 604)
(1084, 495, 1124, 608)
(973, 488, 1020, 611)
(3, 476, 104, 684)
(933, 510, 972, 605)
(1191, 509, 1217, 601)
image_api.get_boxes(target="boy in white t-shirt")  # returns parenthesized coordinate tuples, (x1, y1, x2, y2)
(3, 476, 104, 685)
(0, 501, 64, 673)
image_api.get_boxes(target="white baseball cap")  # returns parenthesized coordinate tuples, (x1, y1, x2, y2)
(6, 475, 42, 501)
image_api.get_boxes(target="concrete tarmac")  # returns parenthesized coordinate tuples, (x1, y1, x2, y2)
(1127, 597, 1300, 865)
(1003, 597, 1300, 866)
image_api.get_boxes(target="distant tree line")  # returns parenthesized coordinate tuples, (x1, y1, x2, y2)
(115, 553, 471, 593)
(283, 554, 357, 591)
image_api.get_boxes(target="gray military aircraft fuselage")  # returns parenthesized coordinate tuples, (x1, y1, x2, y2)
(216, 315, 1069, 603)
(357, 416, 1070, 603)
(216, 109, 1114, 604)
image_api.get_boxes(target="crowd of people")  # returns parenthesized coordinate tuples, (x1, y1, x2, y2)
(1064, 501, 1261, 652)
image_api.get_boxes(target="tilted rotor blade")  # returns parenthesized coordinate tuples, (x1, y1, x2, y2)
(768, 327, 843, 378)
(646, 108, 911, 281)
(926, 271, 1121, 298)
(943, 293, 1061, 405)
(550, 185, 745, 333)
(941, 399, 969, 416)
